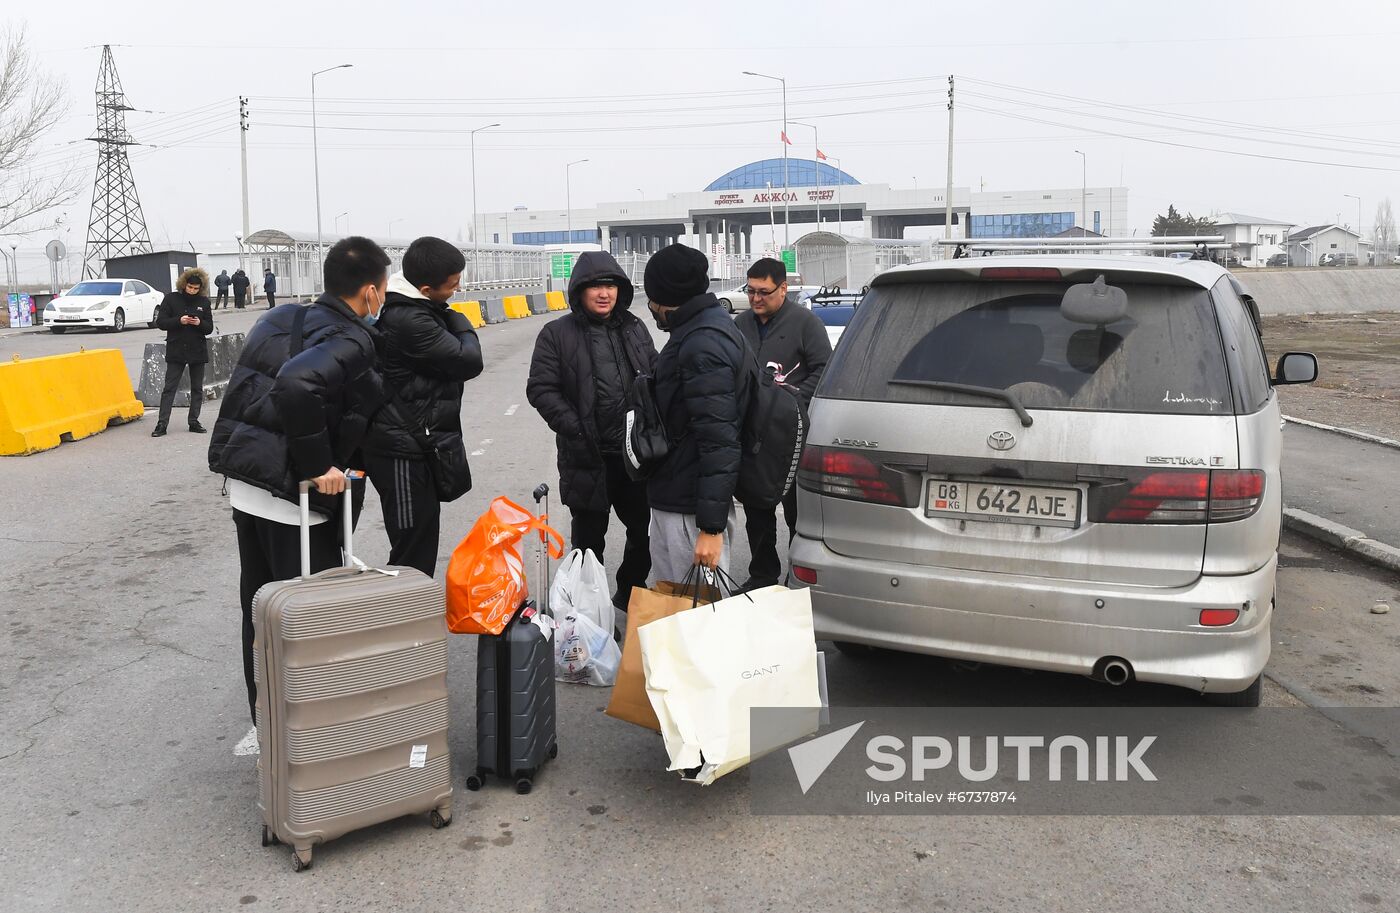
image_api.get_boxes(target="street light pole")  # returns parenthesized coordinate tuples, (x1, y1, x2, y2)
(1074, 149, 1087, 235)
(791, 121, 819, 228)
(470, 122, 501, 285)
(334, 211, 349, 235)
(1344, 193, 1362, 263)
(743, 71, 788, 248)
(565, 158, 589, 247)
(312, 63, 352, 296)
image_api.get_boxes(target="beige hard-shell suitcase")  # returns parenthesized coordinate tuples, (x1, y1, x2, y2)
(253, 482, 453, 871)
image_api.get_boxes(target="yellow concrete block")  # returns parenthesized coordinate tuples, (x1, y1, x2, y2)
(503, 295, 530, 319)
(0, 349, 144, 456)
(546, 290, 568, 311)
(450, 300, 485, 329)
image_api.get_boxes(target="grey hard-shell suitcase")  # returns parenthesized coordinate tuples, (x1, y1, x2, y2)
(253, 482, 453, 871)
(465, 483, 559, 794)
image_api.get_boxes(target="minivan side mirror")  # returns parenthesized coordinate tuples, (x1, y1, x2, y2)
(1274, 352, 1318, 385)
(1061, 275, 1128, 325)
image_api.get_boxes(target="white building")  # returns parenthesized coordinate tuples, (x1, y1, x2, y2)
(1210, 212, 1294, 267)
(479, 158, 1127, 277)
(1286, 224, 1363, 267)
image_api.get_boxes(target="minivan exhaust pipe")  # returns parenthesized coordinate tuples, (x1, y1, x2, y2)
(1098, 658, 1134, 686)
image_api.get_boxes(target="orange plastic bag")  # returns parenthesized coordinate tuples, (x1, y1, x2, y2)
(446, 497, 565, 635)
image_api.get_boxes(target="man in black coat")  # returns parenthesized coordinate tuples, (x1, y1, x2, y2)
(642, 244, 747, 583)
(527, 251, 658, 611)
(214, 269, 231, 309)
(232, 269, 251, 309)
(152, 267, 215, 437)
(362, 237, 483, 577)
(208, 236, 389, 723)
(263, 269, 277, 309)
(732, 256, 831, 588)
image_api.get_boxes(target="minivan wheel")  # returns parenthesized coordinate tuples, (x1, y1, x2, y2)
(1203, 675, 1262, 707)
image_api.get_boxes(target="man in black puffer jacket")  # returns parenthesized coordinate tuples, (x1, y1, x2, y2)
(362, 237, 483, 577)
(527, 251, 658, 611)
(151, 267, 214, 437)
(208, 236, 390, 724)
(643, 244, 747, 583)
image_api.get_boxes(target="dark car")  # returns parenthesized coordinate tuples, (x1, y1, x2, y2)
(1266, 253, 1289, 267)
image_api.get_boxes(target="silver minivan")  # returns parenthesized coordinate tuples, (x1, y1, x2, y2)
(788, 256, 1319, 705)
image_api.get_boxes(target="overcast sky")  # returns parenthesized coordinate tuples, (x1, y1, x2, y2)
(9, 0, 1400, 280)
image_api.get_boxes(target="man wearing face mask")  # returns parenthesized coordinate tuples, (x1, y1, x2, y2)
(642, 244, 747, 583)
(208, 235, 390, 724)
(527, 251, 658, 614)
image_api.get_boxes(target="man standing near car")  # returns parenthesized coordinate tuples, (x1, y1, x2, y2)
(528, 251, 658, 612)
(733, 257, 831, 589)
(642, 244, 746, 582)
(151, 267, 215, 438)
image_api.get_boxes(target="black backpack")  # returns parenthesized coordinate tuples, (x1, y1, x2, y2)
(622, 372, 670, 481)
(735, 343, 808, 509)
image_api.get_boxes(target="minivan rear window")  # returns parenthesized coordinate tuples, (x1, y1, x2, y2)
(821, 280, 1232, 415)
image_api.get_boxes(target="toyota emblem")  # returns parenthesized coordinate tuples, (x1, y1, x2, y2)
(987, 430, 1016, 451)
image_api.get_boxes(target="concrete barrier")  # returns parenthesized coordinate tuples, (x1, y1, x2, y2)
(450, 300, 485, 329)
(136, 333, 245, 408)
(503, 295, 530, 319)
(1235, 268, 1400, 315)
(483, 298, 508, 324)
(0, 349, 144, 455)
(546, 290, 568, 311)
(527, 293, 549, 315)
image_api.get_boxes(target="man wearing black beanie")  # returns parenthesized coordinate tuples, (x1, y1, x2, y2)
(643, 243, 747, 582)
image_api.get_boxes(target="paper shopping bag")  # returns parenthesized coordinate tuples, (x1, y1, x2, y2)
(604, 578, 718, 731)
(637, 585, 822, 785)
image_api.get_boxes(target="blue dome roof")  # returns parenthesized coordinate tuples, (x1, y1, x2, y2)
(705, 158, 859, 192)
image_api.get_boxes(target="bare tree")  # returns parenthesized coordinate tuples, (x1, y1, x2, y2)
(1373, 198, 1396, 266)
(0, 25, 80, 236)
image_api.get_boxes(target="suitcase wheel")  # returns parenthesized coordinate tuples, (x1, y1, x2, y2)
(514, 777, 533, 795)
(260, 825, 280, 848)
(548, 743, 559, 760)
(465, 770, 485, 791)
(430, 809, 451, 829)
(291, 847, 313, 872)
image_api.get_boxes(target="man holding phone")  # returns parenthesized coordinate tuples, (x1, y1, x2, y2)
(151, 267, 215, 437)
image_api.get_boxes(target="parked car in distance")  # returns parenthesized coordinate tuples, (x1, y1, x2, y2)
(1319, 252, 1359, 267)
(714, 280, 822, 313)
(44, 279, 163, 334)
(790, 255, 1319, 707)
(802, 287, 866, 348)
(1266, 253, 1290, 267)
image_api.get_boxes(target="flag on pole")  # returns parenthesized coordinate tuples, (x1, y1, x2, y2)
(816, 148, 828, 161)
(780, 131, 792, 145)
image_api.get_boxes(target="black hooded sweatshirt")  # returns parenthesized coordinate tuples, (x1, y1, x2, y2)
(526, 251, 658, 512)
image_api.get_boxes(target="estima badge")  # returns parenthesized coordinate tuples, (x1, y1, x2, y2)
(987, 431, 1016, 451)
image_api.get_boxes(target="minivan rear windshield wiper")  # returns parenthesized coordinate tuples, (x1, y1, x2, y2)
(886, 379, 1034, 427)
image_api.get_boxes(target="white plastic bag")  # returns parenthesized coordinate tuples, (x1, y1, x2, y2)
(554, 611, 622, 686)
(549, 548, 615, 636)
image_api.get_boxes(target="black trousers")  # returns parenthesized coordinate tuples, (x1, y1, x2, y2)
(265, 292, 276, 309)
(157, 361, 205, 426)
(743, 485, 799, 586)
(366, 454, 441, 579)
(569, 455, 652, 610)
(234, 291, 247, 309)
(233, 508, 341, 725)
(215, 289, 229, 308)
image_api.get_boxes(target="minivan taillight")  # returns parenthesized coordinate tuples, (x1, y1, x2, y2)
(797, 445, 906, 505)
(1100, 470, 1264, 524)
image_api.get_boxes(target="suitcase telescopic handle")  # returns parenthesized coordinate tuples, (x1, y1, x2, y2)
(532, 482, 551, 615)
(298, 479, 356, 579)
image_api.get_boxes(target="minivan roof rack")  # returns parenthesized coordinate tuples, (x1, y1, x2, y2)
(938, 236, 1230, 257)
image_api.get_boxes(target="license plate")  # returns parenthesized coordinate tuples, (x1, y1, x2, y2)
(926, 479, 1081, 528)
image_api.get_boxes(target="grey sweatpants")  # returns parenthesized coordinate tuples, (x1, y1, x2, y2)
(647, 506, 737, 587)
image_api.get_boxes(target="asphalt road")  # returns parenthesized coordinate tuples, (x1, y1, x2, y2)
(1283, 423, 1400, 546)
(2, 312, 1398, 912)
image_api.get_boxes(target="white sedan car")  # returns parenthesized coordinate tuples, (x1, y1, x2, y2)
(45, 279, 163, 333)
(714, 282, 823, 313)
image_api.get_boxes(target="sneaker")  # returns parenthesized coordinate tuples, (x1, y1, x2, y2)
(188, 422, 207, 434)
(739, 577, 779, 593)
(150, 423, 167, 438)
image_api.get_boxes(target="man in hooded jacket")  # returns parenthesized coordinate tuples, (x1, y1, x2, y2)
(151, 266, 214, 437)
(527, 251, 658, 612)
(231, 269, 251, 309)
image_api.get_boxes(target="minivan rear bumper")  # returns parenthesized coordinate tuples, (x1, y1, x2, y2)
(790, 535, 1274, 693)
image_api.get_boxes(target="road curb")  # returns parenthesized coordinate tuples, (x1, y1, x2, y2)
(1283, 414, 1400, 450)
(1283, 507, 1400, 576)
